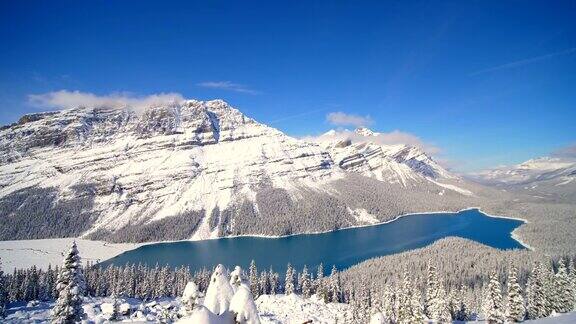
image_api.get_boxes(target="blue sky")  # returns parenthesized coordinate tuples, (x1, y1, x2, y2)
(1, 1, 575, 172)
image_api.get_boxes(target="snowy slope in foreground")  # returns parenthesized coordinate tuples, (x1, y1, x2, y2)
(6, 296, 575, 323)
(3, 294, 351, 323)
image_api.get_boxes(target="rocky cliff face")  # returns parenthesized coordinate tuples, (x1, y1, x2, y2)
(0, 100, 472, 242)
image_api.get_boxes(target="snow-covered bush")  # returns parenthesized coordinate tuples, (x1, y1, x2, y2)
(230, 285, 260, 324)
(204, 264, 235, 316)
(369, 312, 385, 324)
(181, 281, 203, 313)
(177, 264, 261, 323)
(230, 266, 249, 292)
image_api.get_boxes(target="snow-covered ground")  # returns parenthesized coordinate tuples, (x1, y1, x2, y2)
(3, 294, 351, 323)
(5, 296, 575, 323)
(257, 294, 350, 323)
(524, 312, 576, 323)
(0, 238, 140, 270)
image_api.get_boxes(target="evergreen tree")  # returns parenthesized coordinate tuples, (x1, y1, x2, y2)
(51, 242, 86, 324)
(316, 263, 328, 302)
(258, 271, 269, 296)
(397, 271, 423, 324)
(268, 268, 278, 295)
(506, 265, 525, 322)
(109, 297, 121, 321)
(424, 263, 450, 321)
(568, 259, 576, 310)
(453, 284, 471, 321)
(381, 286, 397, 323)
(0, 258, 6, 318)
(527, 262, 546, 319)
(300, 265, 312, 298)
(328, 265, 341, 302)
(410, 286, 424, 323)
(483, 271, 505, 324)
(284, 263, 295, 295)
(553, 258, 572, 313)
(249, 260, 259, 298)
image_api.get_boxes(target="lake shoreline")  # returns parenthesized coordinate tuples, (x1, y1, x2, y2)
(0, 207, 529, 271)
(99, 208, 526, 272)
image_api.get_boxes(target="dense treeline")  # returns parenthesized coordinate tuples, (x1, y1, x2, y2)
(348, 256, 576, 323)
(340, 237, 576, 322)
(0, 259, 343, 307)
(0, 186, 95, 240)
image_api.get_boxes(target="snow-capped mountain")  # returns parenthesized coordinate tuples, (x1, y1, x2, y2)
(0, 100, 473, 243)
(471, 157, 576, 201)
(473, 157, 576, 186)
(313, 127, 455, 186)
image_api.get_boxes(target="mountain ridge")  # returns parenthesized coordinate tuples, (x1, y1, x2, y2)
(0, 99, 480, 242)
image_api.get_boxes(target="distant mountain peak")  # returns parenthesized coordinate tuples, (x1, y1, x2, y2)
(355, 127, 378, 137)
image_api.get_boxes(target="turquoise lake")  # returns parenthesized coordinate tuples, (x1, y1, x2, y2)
(100, 208, 525, 274)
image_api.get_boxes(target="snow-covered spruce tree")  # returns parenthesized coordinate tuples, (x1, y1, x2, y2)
(553, 258, 573, 313)
(483, 271, 505, 324)
(381, 286, 397, 322)
(397, 271, 423, 324)
(424, 263, 438, 320)
(51, 241, 86, 324)
(543, 262, 556, 315)
(424, 263, 450, 322)
(526, 262, 549, 319)
(300, 265, 312, 299)
(410, 285, 424, 323)
(436, 281, 452, 322)
(328, 265, 341, 302)
(258, 271, 269, 296)
(506, 265, 525, 322)
(352, 288, 373, 323)
(453, 284, 471, 321)
(284, 263, 295, 295)
(568, 259, 576, 310)
(268, 268, 278, 295)
(0, 258, 6, 318)
(248, 260, 259, 298)
(316, 264, 328, 302)
(204, 264, 235, 316)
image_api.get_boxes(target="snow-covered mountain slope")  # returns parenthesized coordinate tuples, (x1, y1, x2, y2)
(471, 157, 576, 201)
(473, 157, 576, 186)
(0, 100, 476, 242)
(314, 127, 456, 185)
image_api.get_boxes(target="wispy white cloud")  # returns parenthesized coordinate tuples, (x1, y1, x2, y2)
(326, 112, 373, 127)
(470, 47, 576, 76)
(28, 90, 184, 111)
(197, 81, 259, 95)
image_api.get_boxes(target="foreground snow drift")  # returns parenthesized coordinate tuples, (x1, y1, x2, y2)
(3, 294, 351, 323)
